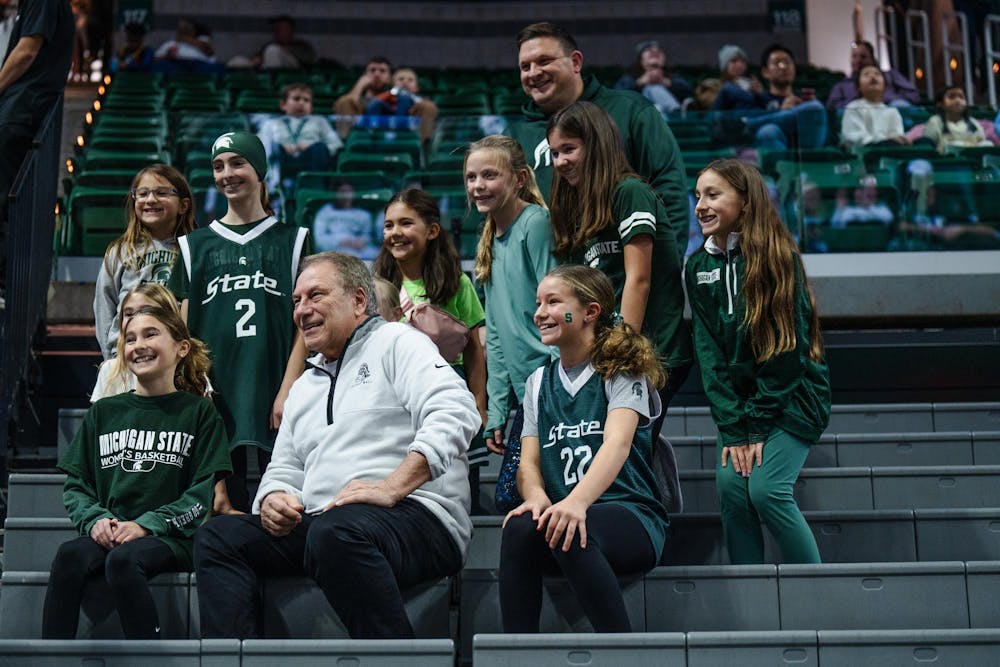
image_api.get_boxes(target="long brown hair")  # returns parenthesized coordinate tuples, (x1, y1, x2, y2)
(466, 136, 547, 283)
(700, 159, 824, 362)
(119, 304, 212, 396)
(372, 188, 462, 305)
(104, 164, 196, 276)
(547, 265, 665, 387)
(546, 101, 638, 257)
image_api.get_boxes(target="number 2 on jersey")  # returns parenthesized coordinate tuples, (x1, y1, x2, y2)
(560, 445, 593, 486)
(235, 298, 257, 337)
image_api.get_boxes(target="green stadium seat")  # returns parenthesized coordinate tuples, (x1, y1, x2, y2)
(81, 149, 170, 172)
(336, 152, 414, 178)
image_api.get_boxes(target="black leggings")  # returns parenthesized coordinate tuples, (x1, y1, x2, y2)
(42, 536, 180, 639)
(498, 503, 656, 633)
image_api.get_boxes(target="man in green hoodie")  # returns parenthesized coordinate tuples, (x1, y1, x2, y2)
(506, 22, 689, 259)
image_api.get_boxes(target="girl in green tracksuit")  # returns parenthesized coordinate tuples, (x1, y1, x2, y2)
(685, 159, 830, 565)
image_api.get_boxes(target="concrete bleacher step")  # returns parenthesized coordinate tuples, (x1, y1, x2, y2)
(0, 571, 190, 639)
(777, 562, 970, 631)
(686, 630, 818, 667)
(472, 633, 686, 667)
(468, 508, 1000, 567)
(459, 570, 645, 661)
(0, 638, 454, 666)
(240, 639, 454, 666)
(0, 639, 239, 666)
(816, 629, 1000, 667)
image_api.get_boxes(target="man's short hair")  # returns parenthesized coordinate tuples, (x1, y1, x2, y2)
(516, 22, 577, 54)
(281, 82, 312, 101)
(367, 56, 393, 69)
(760, 43, 794, 69)
(300, 252, 378, 316)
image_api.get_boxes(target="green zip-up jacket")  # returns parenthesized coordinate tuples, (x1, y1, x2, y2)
(505, 75, 689, 261)
(684, 234, 831, 446)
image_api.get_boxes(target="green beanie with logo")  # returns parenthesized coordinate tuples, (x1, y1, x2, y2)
(211, 131, 267, 180)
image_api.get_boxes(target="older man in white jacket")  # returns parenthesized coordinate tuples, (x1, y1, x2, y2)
(194, 252, 479, 639)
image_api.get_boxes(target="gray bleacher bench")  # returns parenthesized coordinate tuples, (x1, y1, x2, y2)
(472, 632, 686, 667)
(914, 508, 1000, 561)
(777, 561, 969, 631)
(1, 517, 76, 571)
(187, 574, 451, 641)
(686, 630, 818, 667)
(816, 629, 1000, 666)
(658, 510, 917, 566)
(458, 570, 645, 663)
(836, 431, 975, 467)
(643, 565, 779, 632)
(680, 467, 874, 513)
(0, 571, 191, 639)
(240, 638, 454, 667)
(933, 402, 1000, 432)
(793, 509, 917, 564)
(56, 408, 88, 460)
(872, 465, 1000, 509)
(5, 474, 66, 519)
(827, 403, 934, 434)
(972, 431, 1000, 464)
(965, 561, 1000, 628)
(696, 433, 836, 470)
(0, 639, 239, 667)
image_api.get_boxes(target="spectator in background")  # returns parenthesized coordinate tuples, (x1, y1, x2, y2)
(922, 85, 992, 154)
(334, 57, 438, 141)
(257, 82, 342, 191)
(714, 44, 827, 152)
(0, 0, 74, 295)
(365, 67, 425, 124)
(839, 65, 910, 149)
(718, 44, 759, 94)
(311, 182, 381, 259)
(826, 41, 920, 110)
(614, 40, 691, 115)
(112, 22, 153, 72)
(153, 17, 221, 74)
(256, 15, 316, 69)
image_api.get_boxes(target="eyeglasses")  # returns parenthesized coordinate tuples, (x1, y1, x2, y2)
(132, 187, 180, 200)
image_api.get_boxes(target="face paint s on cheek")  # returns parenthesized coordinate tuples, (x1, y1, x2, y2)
(564, 313, 573, 322)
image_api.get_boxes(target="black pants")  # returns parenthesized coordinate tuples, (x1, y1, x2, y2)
(42, 536, 180, 639)
(194, 498, 463, 639)
(498, 503, 656, 633)
(652, 362, 692, 442)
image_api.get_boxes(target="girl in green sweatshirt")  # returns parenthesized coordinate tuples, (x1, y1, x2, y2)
(685, 159, 830, 565)
(43, 305, 231, 639)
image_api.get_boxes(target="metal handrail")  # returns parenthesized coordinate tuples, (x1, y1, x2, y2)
(942, 11, 974, 103)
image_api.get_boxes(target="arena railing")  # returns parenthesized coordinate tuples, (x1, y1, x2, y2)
(0, 97, 64, 475)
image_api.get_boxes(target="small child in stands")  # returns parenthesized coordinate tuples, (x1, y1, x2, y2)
(365, 67, 424, 119)
(256, 83, 342, 191)
(922, 85, 992, 154)
(840, 66, 910, 149)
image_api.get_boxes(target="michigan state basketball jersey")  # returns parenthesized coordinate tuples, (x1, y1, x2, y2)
(178, 218, 308, 451)
(530, 360, 670, 558)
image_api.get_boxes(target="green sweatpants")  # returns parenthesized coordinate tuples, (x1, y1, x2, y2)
(715, 428, 821, 565)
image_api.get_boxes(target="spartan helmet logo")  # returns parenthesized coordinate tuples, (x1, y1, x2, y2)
(124, 458, 155, 473)
(239, 257, 247, 265)
(212, 133, 235, 152)
(632, 381, 643, 398)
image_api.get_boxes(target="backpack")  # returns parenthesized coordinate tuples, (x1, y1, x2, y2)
(399, 286, 470, 363)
